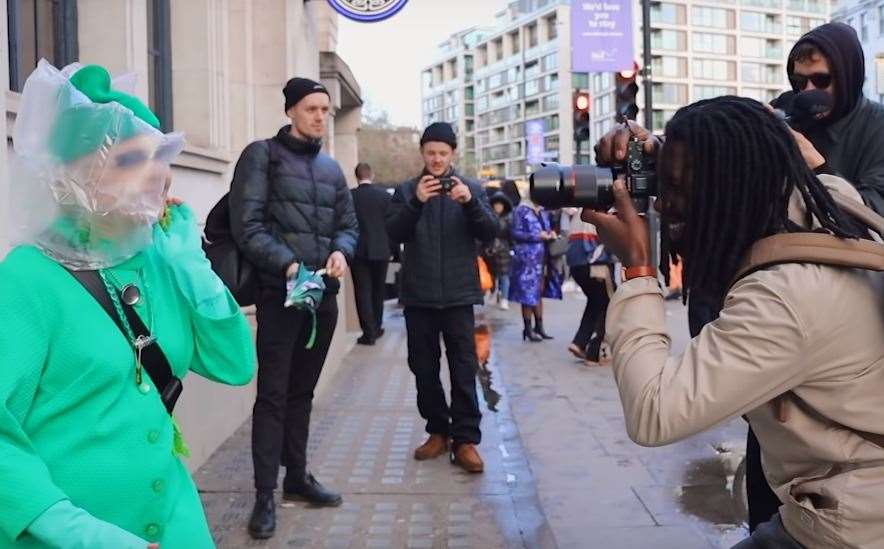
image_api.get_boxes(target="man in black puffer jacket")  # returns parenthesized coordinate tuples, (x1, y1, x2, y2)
(387, 122, 498, 474)
(229, 77, 358, 540)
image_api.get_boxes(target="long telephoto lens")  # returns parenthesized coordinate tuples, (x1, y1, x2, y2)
(529, 163, 615, 209)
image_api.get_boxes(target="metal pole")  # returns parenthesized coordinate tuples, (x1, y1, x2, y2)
(641, 0, 653, 131)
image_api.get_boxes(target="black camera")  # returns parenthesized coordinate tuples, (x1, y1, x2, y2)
(438, 177, 456, 193)
(530, 139, 658, 211)
(771, 89, 833, 133)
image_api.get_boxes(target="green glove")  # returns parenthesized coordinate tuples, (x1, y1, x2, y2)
(153, 204, 236, 319)
(27, 500, 151, 548)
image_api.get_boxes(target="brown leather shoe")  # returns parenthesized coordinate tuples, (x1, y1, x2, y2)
(453, 443, 484, 473)
(413, 434, 448, 461)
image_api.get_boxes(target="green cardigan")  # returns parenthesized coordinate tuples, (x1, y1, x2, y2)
(0, 232, 256, 547)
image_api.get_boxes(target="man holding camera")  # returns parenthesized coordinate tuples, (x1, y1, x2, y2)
(386, 122, 498, 473)
(594, 21, 884, 533)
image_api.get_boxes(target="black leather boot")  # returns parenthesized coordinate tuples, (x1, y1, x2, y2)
(522, 318, 542, 342)
(247, 490, 276, 540)
(534, 318, 554, 339)
(283, 472, 343, 507)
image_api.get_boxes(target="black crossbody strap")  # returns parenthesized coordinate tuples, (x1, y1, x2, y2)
(66, 269, 182, 414)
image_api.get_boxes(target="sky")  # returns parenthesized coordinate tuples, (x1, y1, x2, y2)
(336, 0, 509, 129)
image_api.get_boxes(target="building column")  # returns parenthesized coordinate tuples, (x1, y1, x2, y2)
(0, 0, 9, 257)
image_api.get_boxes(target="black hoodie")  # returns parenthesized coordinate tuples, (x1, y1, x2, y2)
(787, 23, 884, 214)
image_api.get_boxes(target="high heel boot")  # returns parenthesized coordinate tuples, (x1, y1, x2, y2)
(533, 318, 554, 340)
(522, 318, 543, 342)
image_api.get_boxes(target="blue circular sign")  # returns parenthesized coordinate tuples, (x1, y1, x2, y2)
(327, 0, 408, 23)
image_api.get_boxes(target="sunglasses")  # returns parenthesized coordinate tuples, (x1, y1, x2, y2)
(789, 72, 832, 90)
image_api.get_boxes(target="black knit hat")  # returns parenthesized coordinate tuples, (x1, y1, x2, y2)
(420, 122, 458, 149)
(283, 77, 330, 112)
(787, 22, 865, 124)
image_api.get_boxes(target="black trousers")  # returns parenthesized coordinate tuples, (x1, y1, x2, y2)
(404, 305, 482, 445)
(571, 265, 611, 361)
(688, 295, 781, 532)
(252, 288, 338, 491)
(352, 258, 388, 338)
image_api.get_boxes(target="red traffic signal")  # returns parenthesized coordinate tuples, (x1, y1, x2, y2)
(615, 62, 640, 121)
(573, 91, 590, 142)
(575, 93, 590, 111)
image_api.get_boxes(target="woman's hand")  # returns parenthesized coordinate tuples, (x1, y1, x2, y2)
(581, 179, 652, 268)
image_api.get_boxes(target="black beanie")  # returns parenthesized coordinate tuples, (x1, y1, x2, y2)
(787, 22, 865, 124)
(283, 77, 330, 112)
(420, 122, 458, 149)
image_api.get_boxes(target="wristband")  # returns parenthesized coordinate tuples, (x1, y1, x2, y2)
(623, 265, 656, 280)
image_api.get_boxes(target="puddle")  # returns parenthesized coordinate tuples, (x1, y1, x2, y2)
(475, 322, 502, 412)
(678, 455, 749, 543)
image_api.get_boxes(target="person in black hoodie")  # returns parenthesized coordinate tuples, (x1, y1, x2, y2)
(386, 122, 498, 474)
(229, 77, 358, 540)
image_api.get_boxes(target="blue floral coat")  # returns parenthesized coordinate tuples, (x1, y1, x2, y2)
(508, 204, 563, 306)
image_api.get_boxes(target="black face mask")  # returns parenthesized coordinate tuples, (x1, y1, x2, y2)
(770, 89, 835, 133)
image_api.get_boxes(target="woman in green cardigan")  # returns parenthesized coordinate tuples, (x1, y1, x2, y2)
(0, 62, 256, 548)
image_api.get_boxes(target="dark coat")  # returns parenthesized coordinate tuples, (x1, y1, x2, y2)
(229, 126, 359, 292)
(351, 183, 392, 261)
(483, 193, 514, 276)
(386, 172, 498, 308)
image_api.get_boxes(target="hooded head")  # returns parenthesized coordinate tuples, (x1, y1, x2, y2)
(489, 192, 513, 216)
(787, 22, 865, 124)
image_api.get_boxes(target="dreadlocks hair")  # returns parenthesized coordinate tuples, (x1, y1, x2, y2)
(659, 96, 865, 305)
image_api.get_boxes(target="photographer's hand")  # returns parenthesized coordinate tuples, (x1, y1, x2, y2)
(581, 178, 651, 269)
(789, 128, 825, 170)
(594, 120, 661, 164)
(416, 175, 442, 203)
(448, 177, 473, 204)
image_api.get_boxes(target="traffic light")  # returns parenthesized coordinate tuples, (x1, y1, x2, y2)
(615, 63, 640, 121)
(573, 91, 590, 142)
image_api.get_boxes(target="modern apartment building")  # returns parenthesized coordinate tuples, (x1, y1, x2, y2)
(422, 0, 576, 179)
(590, 0, 830, 148)
(832, 0, 884, 103)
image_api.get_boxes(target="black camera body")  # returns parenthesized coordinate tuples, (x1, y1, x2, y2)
(530, 138, 657, 211)
(438, 177, 456, 193)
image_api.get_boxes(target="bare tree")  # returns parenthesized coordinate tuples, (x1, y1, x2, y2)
(357, 106, 424, 185)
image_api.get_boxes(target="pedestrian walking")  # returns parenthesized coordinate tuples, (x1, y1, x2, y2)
(564, 214, 615, 365)
(483, 193, 514, 310)
(509, 201, 562, 342)
(0, 62, 256, 548)
(386, 122, 498, 474)
(588, 96, 884, 549)
(351, 162, 392, 345)
(230, 77, 359, 540)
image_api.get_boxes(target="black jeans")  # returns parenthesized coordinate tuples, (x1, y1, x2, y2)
(688, 294, 781, 532)
(571, 264, 611, 361)
(404, 306, 482, 445)
(352, 258, 388, 338)
(252, 288, 338, 491)
(731, 514, 805, 548)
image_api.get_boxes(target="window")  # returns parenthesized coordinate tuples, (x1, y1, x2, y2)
(525, 78, 541, 97)
(572, 72, 589, 89)
(545, 72, 559, 91)
(546, 14, 558, 40)
(494, 38, 504, 61)
(543, 52, 558, 71)
(652, 56, 689, 78)
(8, 0, 78, 92)
(742, 87, 778, 102)
(652, 109, 677, 132)
(464, 86, 475, 101)
(651, 29, 687, 50)
(422, 71, 433, 91)
(651, 2, 685, 25)
(510, 31, 520, 54)
(741, 11, 781, 34)
(525, 99, 541, 116)
(693, 32, 733, 54)
(476, 95, 489, 112)
(742, 0, 781, 8)
(741, 62, 780, 84)
(693, 58, 735, 80)
(488, 72, 503, 89)
(742, 37, 782, 59)
(861, 13, 869, 41)
(692, 6, 732, 28)
(525, 60, 541, 79)
(652, 83, 688, 104)
(693, 85, 736, 99)
(880, 5, 884, 36)
(542, 93, 559, 111)
(478, 45, 488, 67)
(527, 23, 538, 48)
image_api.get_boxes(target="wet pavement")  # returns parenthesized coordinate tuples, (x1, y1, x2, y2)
(197, 290, 750, 548)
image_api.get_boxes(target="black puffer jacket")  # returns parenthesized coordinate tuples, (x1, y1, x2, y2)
(386, 171, 498, 308)
(229, 126, 358, 292)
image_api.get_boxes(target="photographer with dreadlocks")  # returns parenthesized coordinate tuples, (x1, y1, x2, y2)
(587, 96, 884, 548)
(595, 21, 884, 534)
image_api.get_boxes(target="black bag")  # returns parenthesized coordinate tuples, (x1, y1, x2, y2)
(203, 193, 258, 306)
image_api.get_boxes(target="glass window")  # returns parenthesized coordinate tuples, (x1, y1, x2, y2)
(525, 78, 541, 97)
(652, 83, 688, 104)
(861, 13, 869, 41)
(573, 72, 589, 89)
(510, 31, 521, 54)
(879, 6, 884, 36)
(527, 22, 538, 48)
(544, 52, 558, 71)
(652, 109, 677, 132)
(741, 11, 781, 34)
(742, 87, 778, 102)
(546, 14, 558, 40)
(692, 6, 732, 28)
(525, 60, 541, 79)
(651, 2, 684, 25)
(693, 32, 732, 54)
(652, 56, 689, 78)
(786, 16, 801, 36)
(651, 29, 687, 50)
(693, 58, 735, 80)
(8, 0, 78, 92)
(693, 85, 736, 99)
(543, 93, 559, 111)
(741, 62, 780, 84)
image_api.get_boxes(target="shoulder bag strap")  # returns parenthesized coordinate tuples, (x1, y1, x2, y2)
(66, 269, 182, 414)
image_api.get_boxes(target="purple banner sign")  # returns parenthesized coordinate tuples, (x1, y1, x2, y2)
(571, 0, 635, 73)
(526, 119, 546, 166)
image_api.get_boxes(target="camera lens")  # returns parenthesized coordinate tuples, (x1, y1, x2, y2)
(529, 163, 615, 209)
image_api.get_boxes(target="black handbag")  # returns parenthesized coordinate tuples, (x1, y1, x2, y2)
(66, 269, 182, 414)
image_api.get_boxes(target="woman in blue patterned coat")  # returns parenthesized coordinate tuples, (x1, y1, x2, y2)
(508, 201, 562, 341)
